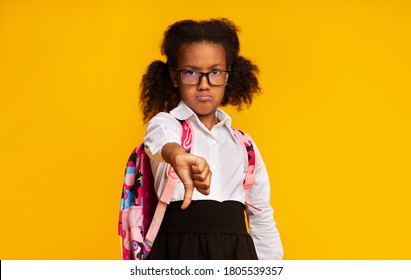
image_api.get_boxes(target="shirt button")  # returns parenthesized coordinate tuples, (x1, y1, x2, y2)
(211, 139, 217, 145)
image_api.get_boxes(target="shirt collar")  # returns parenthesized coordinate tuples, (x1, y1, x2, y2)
(170, 101, 237, 140)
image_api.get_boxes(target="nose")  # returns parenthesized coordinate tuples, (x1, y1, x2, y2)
(197, 73, 211, 91)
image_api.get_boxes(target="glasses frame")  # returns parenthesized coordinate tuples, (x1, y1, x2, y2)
(173, 67, 231, 86)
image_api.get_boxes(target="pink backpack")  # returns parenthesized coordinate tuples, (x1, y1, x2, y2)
(118, 120, 258, 260)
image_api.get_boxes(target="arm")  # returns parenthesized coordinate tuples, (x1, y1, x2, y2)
(144, 113, 211, 209)
(246, 141, 284, 260)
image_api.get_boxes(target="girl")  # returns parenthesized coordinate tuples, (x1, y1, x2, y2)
(141, 18, 283, 260)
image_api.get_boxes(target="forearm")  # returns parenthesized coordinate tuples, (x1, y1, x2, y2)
(248, 209, 284, 260)
(161, 142, 187, 166)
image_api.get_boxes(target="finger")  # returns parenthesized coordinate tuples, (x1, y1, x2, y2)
(191, 157, 207, 174)
(191, 166, 210, 182)
(193, 170, 211, 195)
(181, 186, 194, 210)
(193, 180, 210, 195)
(186, 154, 202, 167)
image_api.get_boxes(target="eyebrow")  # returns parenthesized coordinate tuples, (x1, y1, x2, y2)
(179, 63, 226, 69)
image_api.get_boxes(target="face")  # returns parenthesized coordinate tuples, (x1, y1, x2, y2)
(170, 42, 228, 124)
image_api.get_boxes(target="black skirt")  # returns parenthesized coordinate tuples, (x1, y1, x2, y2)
(147, 200, 258, 260)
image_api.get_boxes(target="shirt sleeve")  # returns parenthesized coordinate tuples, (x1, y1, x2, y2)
(143, 112, 181, 162)
(246, 139, 284, 260)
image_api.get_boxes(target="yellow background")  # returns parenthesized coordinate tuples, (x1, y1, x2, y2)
(1, 0, 410, 259)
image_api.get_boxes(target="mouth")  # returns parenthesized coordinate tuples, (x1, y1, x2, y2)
(196, 94, 212, 101)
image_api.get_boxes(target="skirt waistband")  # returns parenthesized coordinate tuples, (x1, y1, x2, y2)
(158, 200, 248, 234)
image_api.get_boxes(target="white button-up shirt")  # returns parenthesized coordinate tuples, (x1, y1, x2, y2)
(144, 101, 284, 260)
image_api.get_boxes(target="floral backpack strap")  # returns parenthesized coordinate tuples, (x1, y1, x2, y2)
(145, 119, 193, 245)
(232, 128, 261, 211)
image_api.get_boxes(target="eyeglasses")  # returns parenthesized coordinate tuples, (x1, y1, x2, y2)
(174, 67, 230, 86)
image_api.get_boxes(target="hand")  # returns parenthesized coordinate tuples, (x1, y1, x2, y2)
(172, 153, 211, 209)
(162, 143, 211, 209)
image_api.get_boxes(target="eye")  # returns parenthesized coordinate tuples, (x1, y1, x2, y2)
(211, 70, 221, 75)
(182, 70, 197, 76)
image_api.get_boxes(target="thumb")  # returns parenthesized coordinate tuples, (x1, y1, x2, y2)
(181, 179, 194, 210)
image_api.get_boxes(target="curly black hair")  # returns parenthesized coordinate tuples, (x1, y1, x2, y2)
(140, 18, 261, 123)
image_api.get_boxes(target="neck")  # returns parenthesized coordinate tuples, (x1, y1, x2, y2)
(198, 115, 219, 130)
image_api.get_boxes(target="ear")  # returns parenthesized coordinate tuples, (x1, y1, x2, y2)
(169, 67, 179, 88)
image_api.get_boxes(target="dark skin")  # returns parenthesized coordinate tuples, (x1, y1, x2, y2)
(162, 143, 211, 209)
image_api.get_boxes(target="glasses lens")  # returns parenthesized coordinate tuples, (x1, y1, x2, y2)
(180, 70, 200, 85)
(208, 71, 228, 85)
